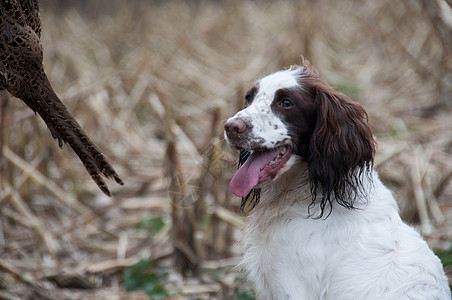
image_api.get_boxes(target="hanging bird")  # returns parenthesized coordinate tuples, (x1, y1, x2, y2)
(0, 0, 123, 196)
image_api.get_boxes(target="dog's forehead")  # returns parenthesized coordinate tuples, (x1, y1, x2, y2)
(256, 68, 300, 98)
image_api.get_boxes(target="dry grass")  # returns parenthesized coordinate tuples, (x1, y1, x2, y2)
(1, 0, 452, 299)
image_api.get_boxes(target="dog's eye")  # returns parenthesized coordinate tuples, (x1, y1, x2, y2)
(244, 93, 255, 107)
(281, 99, 293, 108)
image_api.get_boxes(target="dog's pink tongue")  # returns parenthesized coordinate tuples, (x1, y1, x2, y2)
(230, 149, 279, 197)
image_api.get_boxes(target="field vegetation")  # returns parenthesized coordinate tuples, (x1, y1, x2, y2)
(1, 0, 451, 298)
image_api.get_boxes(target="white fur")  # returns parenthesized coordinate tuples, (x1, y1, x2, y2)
(232, 69, 451, 299)
(241, 159, 450, 299)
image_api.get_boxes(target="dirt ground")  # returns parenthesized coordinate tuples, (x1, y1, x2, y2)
(1, 1, 451, 299)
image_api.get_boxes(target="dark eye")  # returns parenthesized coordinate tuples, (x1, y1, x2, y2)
(244, 93, 254, 108)
(244, 86, 258, 107)
(281, 99, 293, 108)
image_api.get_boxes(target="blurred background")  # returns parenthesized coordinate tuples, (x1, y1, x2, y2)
(1, 0, 451, 299)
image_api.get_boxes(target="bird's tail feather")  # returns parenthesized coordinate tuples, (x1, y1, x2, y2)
(27, 76, 123, 196)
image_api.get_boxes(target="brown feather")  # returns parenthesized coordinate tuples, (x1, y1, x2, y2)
(0, 0, 123, 196)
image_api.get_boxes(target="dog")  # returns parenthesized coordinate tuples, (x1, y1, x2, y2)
(224, 59, 450, 299)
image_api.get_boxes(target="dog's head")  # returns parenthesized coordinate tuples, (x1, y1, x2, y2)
(224, 59, 376, 216)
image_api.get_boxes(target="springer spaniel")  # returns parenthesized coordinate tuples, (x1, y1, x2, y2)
(224, 59, 450, 299)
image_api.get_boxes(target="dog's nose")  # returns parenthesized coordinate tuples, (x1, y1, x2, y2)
(224, 118, 247, 138)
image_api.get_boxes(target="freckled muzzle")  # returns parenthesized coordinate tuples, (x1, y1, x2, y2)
(224, 117, 293, 197)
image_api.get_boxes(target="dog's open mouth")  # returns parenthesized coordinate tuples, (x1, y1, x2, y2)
(230, 145, 293, 197)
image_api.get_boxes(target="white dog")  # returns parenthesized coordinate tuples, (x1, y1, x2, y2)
(224, 60, 450, 299)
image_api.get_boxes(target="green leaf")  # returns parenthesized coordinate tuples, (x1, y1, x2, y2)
(122, 258, 169, 298)
(435, 247, 452, 267)
(236, 288, 256, 300)
(137, 216, 168, 235)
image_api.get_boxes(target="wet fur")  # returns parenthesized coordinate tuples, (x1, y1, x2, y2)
(225, 60, 450, 299)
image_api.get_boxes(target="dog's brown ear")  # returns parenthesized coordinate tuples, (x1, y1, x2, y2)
(307, 82, 376, 217)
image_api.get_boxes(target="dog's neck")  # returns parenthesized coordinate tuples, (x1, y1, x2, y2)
(249, 158, 375, 226)
(246, 159, 312, 226)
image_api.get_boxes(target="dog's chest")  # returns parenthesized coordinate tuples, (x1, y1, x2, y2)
(242, 210, 331, 298)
